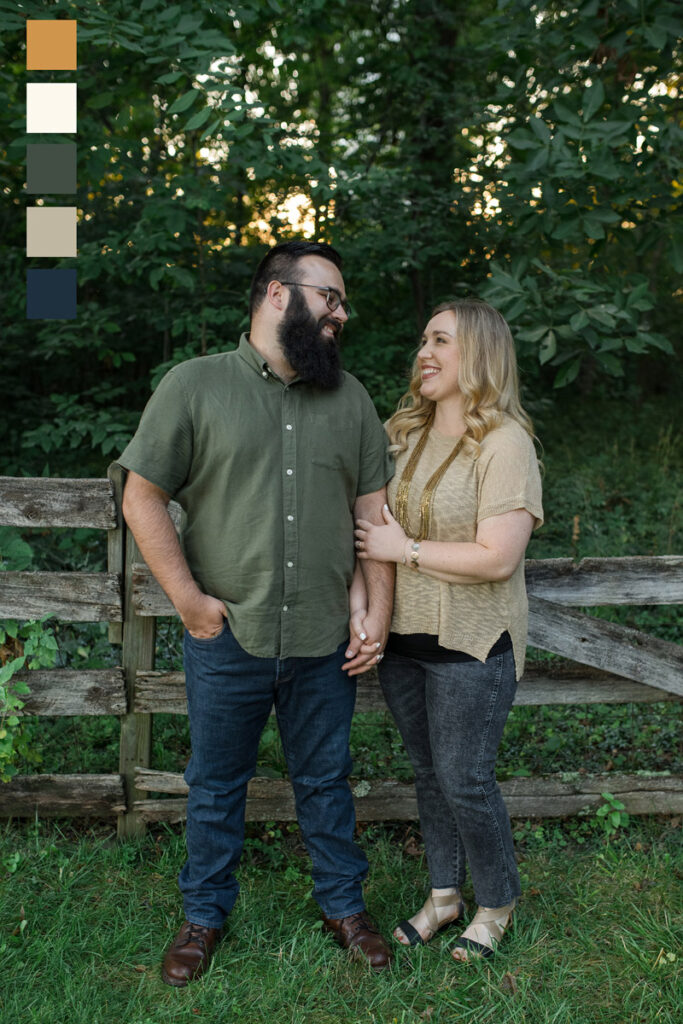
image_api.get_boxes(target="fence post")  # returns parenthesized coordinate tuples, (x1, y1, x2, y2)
(109, 465, 155, 839)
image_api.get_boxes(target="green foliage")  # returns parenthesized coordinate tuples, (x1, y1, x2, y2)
(1, 0, 680, 478)
(596, 791, 630, 840)
(0, 618, 57, 782)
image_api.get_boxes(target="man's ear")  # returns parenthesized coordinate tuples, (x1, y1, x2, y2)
(265, 279, 287, 311)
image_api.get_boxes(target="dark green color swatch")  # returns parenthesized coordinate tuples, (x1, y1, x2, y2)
(26, 143, 77, 194)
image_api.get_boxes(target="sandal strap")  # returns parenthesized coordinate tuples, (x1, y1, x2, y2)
(396, 918, 424, 946)
(454, 901, 518, 954)
(452, 936, 494, 959)
(423, 893, 463, 935)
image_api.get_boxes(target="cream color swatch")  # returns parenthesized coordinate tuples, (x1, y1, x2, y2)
(26, 83, 77, 133)
(26, 207, 78, 258)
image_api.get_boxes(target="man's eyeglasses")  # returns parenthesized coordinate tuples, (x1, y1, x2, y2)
(278, 281, 352, 317)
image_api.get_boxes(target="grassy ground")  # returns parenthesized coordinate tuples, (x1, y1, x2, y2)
(1, 818, 681, 1024)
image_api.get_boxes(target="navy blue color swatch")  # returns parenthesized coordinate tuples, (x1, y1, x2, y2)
(26, 269, 77, 319)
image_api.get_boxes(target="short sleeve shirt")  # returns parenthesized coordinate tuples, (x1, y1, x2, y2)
(118, 335, 394, 658)
(388, 417, 543, 678)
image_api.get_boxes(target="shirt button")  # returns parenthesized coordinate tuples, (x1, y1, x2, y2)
(286, 469, 293, 476)
(287, 561, 294, 568)
(262, 371, 268, 378)
(287, 515, 294, 522)
(283, 605, 288, 612)
(286, 424, 293, 430)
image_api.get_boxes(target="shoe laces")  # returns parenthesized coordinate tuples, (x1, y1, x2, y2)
(182, 923, 213, 948)
(345, 912, 378, 937)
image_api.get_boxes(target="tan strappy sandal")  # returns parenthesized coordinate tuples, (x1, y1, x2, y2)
(451, 900, 515, 960)
(395, 892, 466, 947)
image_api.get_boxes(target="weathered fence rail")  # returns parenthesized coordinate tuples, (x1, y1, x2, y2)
(0, 473, 681, 836)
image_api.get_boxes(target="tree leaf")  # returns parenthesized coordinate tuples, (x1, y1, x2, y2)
(529, 117, 551, 143)
(539, 330, 557, 365)
(582, 215, 606, 240)
(167, 90, 199, 115)
(184, 106, 213, 131)
(582, 80, 605, 122)
(553, 357, 581, 388)
(506, 130, 540, 151)
(570, 310, 589, 332)
(587, 307, 616, 328)
(149, 267, 165, 290)
(156, 71, 185, 85)
(644, 25, 667, 50)
(553, 101, 582, 127)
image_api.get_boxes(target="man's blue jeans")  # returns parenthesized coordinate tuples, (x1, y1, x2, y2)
(178, 622, 369, 928)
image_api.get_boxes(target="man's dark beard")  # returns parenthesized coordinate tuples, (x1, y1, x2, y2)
(277, 287, 343, 390)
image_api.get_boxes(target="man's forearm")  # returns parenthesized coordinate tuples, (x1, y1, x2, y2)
(123, 473, 227, 638)
(124, 497, 200, 616)
(360, 556, 394, 627)
(122, 479, 202, 619)
(353, 489, 395, 636)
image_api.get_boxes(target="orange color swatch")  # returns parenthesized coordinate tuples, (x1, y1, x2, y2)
(26, 19, 77, 70)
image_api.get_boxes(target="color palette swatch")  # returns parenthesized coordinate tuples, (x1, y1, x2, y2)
(26, 82, 77, 133)
(25, 19, 78, 319)
(27, 207, 78, 257)
(26, 18, 77, 70)
(27, 269, 77, 319)
(26, 144, 77, 194)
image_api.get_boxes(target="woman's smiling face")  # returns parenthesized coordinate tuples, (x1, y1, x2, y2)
(417, 310, 460, 403)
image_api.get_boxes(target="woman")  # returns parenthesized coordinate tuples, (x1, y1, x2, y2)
(354, 298, 543, 961)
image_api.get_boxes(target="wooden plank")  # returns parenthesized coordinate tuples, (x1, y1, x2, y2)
(528, 597, 683, 696)
(132, 555, 683, 617)
(117, 524, 155, 839)
(12, 669, 127, 716)
(133, 661, 679, 716)
(0, 477, 116, 529)
(131, 562, 175, 616)
(132, 772, 683, 822)
(106, 463, 126, 645)
(526, 556, 683, 606)
(0, 572, 122, 621)
(0, 774, 126, 817)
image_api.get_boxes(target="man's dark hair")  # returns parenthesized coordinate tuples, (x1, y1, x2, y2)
(249, 240, 343, 320)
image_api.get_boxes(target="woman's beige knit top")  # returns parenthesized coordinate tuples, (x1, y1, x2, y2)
(387, 416, 543, 679)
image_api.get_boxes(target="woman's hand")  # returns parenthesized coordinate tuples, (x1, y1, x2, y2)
(355, 504, 407, 564)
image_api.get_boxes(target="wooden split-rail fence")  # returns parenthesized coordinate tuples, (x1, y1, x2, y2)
(0, 470, 681, 838)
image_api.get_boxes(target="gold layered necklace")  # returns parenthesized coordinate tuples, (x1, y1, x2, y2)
(394, 409, 465, 541)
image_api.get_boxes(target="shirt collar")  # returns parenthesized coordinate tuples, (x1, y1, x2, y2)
(237, 332, 301, 386)
(237, 333, 269, 375)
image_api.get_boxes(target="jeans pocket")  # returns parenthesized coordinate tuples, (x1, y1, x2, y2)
(185, 619, 229, 644)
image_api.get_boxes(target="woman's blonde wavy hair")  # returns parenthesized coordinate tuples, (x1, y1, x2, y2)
(386, 298, 535, 454)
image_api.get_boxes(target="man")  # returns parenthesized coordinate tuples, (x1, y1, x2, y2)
(118, 241, 395, 985)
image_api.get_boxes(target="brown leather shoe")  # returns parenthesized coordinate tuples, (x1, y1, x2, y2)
(322, 911, 393, 970)
(161, 920, 222, 987)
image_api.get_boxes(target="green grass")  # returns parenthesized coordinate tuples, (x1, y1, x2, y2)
(1, 819, 681, 1024)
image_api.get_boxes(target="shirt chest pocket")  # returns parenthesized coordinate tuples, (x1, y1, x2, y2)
(306, 417, 357, 472)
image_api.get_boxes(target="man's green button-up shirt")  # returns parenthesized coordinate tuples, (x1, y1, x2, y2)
(118, 335, 393, 658)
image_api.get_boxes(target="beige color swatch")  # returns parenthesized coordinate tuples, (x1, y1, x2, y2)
(26, 83, 77, 133)
(26, 206, 78, 258)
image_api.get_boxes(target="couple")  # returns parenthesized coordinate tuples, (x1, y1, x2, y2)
(118, 240, 543, 985)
